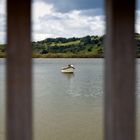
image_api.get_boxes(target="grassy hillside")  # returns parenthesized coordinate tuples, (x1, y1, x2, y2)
(0, 44, 6, 58)
(1, 34, 140, 58)
(32, 35, 104, 58)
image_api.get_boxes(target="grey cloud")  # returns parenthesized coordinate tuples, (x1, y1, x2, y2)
(39, 0, 103, 12)
(79, 9, 104, 17)
(39, 8, 104, 22)
(137, 1, 140, 10)
(32, 8, 105, 41)
(0, 14, 6, 32)
(0, 14, 4, 17)
(39, 14, 68, 21)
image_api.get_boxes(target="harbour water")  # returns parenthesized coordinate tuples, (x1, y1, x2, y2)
(0, 58, 140, 140)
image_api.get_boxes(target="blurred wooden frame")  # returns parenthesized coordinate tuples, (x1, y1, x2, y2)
(7, 0, 32, 140)
(6, 0, 136, 140)
(105, 0, 136, 140)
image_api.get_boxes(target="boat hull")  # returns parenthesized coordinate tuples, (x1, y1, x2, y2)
(61, 68, 74, 73)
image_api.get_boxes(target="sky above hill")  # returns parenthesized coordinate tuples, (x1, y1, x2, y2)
(0, 0, 140, 43)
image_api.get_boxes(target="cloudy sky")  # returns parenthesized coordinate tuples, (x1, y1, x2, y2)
(0, 0, 140, 43)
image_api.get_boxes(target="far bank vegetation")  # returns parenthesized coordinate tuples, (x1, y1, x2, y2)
(1, 33, 140, 58)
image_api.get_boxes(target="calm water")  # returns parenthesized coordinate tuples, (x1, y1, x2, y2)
(0, 58, 140, 140)
(33, 59, 103, 140)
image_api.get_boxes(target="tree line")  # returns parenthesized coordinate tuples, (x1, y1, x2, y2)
(1, 34, 140, 58)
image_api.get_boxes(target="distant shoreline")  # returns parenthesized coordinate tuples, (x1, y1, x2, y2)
(32, 53, 104, 58)
(0, 53, 140, 58)
(0, 53, 104, 58)
(1, 33, 140, 58)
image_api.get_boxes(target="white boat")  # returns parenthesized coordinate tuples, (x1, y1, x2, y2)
(61, 64, 75, 73)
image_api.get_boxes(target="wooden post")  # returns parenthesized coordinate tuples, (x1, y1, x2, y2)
(6, 0, 32, 140)
(105, 0, 136, 140)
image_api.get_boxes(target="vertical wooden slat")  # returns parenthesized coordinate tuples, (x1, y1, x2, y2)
(105, 0, 136, 140)
(6, 0, 32, 140)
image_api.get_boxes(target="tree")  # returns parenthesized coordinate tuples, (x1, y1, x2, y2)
(81, 36, 91, 45)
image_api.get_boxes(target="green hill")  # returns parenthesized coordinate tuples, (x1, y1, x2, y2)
(32, 35, 104, 58)
(0, 44, 6, 58)
(1, 34, 140, 58)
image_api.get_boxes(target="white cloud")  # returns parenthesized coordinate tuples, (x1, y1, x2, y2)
(32, 1, 105, 41)
(0, 0, 104, 43)
(0, 32, 6, 44)
(32, 1, 54, 22)
(0, 0, 6, 15)
(0, 0, 6, 43)
(33, 33, 52, 41)
(136, 11, 140, 33)
(2, 0, 140, 44)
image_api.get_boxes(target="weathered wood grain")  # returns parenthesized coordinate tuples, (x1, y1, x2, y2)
(105, 0, 136, 140)
(6, 0, 32, 140)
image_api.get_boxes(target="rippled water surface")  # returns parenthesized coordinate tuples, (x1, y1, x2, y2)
(33, 58, 103, 140)
(1, 58, 140, 140)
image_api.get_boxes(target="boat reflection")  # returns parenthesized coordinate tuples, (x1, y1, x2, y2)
(62, 72, 75, 80)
